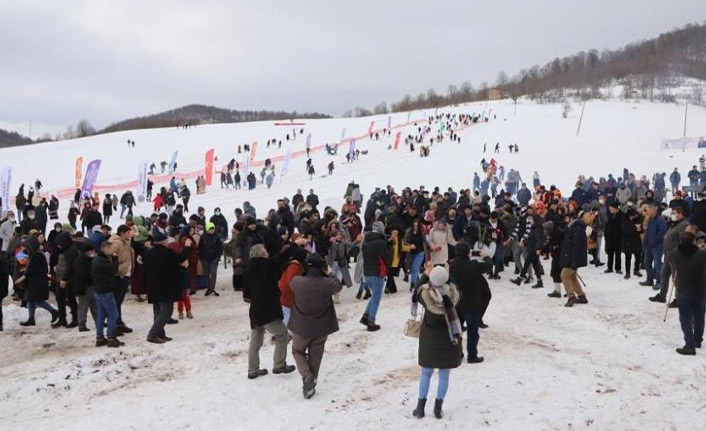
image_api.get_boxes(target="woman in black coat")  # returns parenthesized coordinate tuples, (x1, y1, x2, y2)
(20, 237, 58, 326)
(412, 265, 462, 420)
(621, 208, 643, 279)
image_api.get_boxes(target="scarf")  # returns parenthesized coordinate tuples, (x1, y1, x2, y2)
(412, 282, 463, 345)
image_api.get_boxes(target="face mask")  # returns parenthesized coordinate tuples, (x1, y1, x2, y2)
(9, 217, 15, 222)
(28, 215, 35, 220)
(215, 211, 221, 216)
(55, 228, 62, 232)
(670, 214, 678, 222)
(599, 199, 605, 205)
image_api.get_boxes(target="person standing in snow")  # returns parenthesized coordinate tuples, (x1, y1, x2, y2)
(198, 222, 224, 297)
(359, 221, 391, 332)
(411, 264, 462, 419)
(560, 211, 589, 307)
(288, 253, 342, 399)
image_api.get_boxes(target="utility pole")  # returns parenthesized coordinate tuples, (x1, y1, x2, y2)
(683, 102, 688, 138)
(513, 98, 517, 117)
(576, 101, 586, 137)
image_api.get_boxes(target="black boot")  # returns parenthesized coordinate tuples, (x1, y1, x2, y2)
(531, 279, 543, 289)
(51, 319, 67, 329)
(510, 276, 524, 286)
(363, 288, 371, 300)
(360, 314, 370, 326)
(412, 398, 426, 418)
(20, 317, 36, 326)
(433, 399, 444, 419)
(355, 290, 362, 300)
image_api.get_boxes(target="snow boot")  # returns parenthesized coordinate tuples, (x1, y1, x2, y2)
(531, 279, 544, 289)
(510, 276, 524, 286)
(360, 314, 370, 326)
(524, 275, 533, 285)
(433, 399, 444, 419)
(355, 290, 362, 300)
(20, 317, 36, 327)
(412, 398, 426, 418)
(363, 288, 371, 300)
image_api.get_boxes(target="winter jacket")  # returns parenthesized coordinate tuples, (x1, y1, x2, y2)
(70, 252, 94, 296)
(517, 187, 532, 206)
(361, 232, 390, 277)
(668, 243, 706, 299)
(604, 211, 623, 251)
(198, 232, 224, 262)
(691, 200, 706, 234)
(82, 210, 102, 232)
(24, 251, 49, 302)
(143, 243, 190, 303)
(277, 207, 295, 236)
(91, 252, 118, 295)
(663, 218, 688, 258)
(209, 214, 229, 240)
(416, 278, 463, 369)
(643, 215, 667, 250)
(243, 245, 295, 328)
(102, 198, 113, 216)
(559, 219, 588, 269)
(288, 269, 342, 339)
(669, 171, 681, 185)
(278, 260, 304, 309)
(0, 219, 16, 252)
(525, 220, 545, 252)
(429, 225, 457, 265)
(621, 214, 643, 255)
(108, 235, 135, 277)
(449, 255, 492, 315)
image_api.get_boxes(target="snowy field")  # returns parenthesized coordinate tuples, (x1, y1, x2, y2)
(2, 99, 706, 430)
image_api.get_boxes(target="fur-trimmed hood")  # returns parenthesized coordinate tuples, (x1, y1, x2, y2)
(419, 282, 460, 315)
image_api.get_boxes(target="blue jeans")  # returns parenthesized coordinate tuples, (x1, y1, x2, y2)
(282, 306, 291, 327)
(94, 292, 118, 338)
(357, 278, 368, 294)
(677, 295, 706, 349)
(364, 276, 385, 322)
(463, 312, 482, 359)
(410, 252, 425, 287)
(28, 301, 56, 319)
(419, 368, 450, 401)
(643, 245, 663, 285)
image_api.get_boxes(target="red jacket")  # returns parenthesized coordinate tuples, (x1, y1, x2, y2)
(278, 260, 304, 308)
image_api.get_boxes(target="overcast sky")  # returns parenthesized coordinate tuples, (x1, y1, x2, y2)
(1, 0, 705, 137)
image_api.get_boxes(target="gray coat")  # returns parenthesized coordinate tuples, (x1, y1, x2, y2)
(663, 218, 688, 259)
(288, 270, 342, 339)
(0, 219, 16, 252)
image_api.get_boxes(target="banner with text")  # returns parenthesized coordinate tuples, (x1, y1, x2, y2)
(0, 166, 11, 217)
(81, 160, 102, 199)
(137, 160, 148, 202)
(660, 137, 706, 151)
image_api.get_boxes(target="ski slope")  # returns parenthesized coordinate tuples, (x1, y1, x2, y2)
(1, 99, 706, 431)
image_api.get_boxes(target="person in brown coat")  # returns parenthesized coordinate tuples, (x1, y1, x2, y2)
(288, 253, 342, 399)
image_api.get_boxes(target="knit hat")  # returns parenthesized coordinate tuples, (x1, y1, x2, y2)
(205, 222, 216, 231)
(429, 266, 449, 287)
(372, 221, 385, 235)
(609, 201, 620, 209)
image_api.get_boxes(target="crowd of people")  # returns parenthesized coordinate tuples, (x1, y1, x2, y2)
(2, 117, 706, 418)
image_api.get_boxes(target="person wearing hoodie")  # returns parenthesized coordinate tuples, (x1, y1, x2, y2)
(668, 232, 706, 355)
(20, 237, 59, 326)
(359, 221, 391, 332)
(209, 207, 229, 241)
(288, 253, 342, 399)
(51, 231, 80, 328)
(70, 243, 97, 332)
(428, 220, 457, 266)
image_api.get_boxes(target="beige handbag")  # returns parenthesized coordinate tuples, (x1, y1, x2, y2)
(403, 312, 423, 338)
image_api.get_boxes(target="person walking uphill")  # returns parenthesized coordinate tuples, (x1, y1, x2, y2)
(143, 231, 192, 344)
(244, 241, 305, 380)
(359, 221, 391, 332)
(288, 253, 342, 399)
(668, 232, 706, 355)
(411, 264, 463, 419)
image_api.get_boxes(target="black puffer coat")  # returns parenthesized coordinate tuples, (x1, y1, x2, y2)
(559, 219, 588, 269)
(242, 244, 295, 329)
(416, 279, 463, 369)
(24, 252, 49, 302)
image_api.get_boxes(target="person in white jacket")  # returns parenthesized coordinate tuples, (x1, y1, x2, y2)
(0, 211, 17, 256)
(428, 220, 457, 266)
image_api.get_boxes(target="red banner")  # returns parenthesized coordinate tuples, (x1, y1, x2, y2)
(205, 149, 214, 186)
(368, 120, 375, 135)
(394, 132, 401, 150)
(75, 156, 83, 189)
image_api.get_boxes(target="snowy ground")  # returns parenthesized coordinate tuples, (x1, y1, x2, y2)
(2, 99, 706, 430)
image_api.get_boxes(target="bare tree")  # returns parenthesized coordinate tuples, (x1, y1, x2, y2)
(76, 119, 95, 138)
(373, 101, 388, 115)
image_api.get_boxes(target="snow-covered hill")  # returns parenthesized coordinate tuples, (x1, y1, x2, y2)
(1, 99, 706, 431)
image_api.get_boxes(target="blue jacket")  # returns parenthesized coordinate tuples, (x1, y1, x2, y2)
(571, 188, 588, 207)
(643, 216, 667, 250)
(669, 171, 681, 185)
(517, 187, 531, 206)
